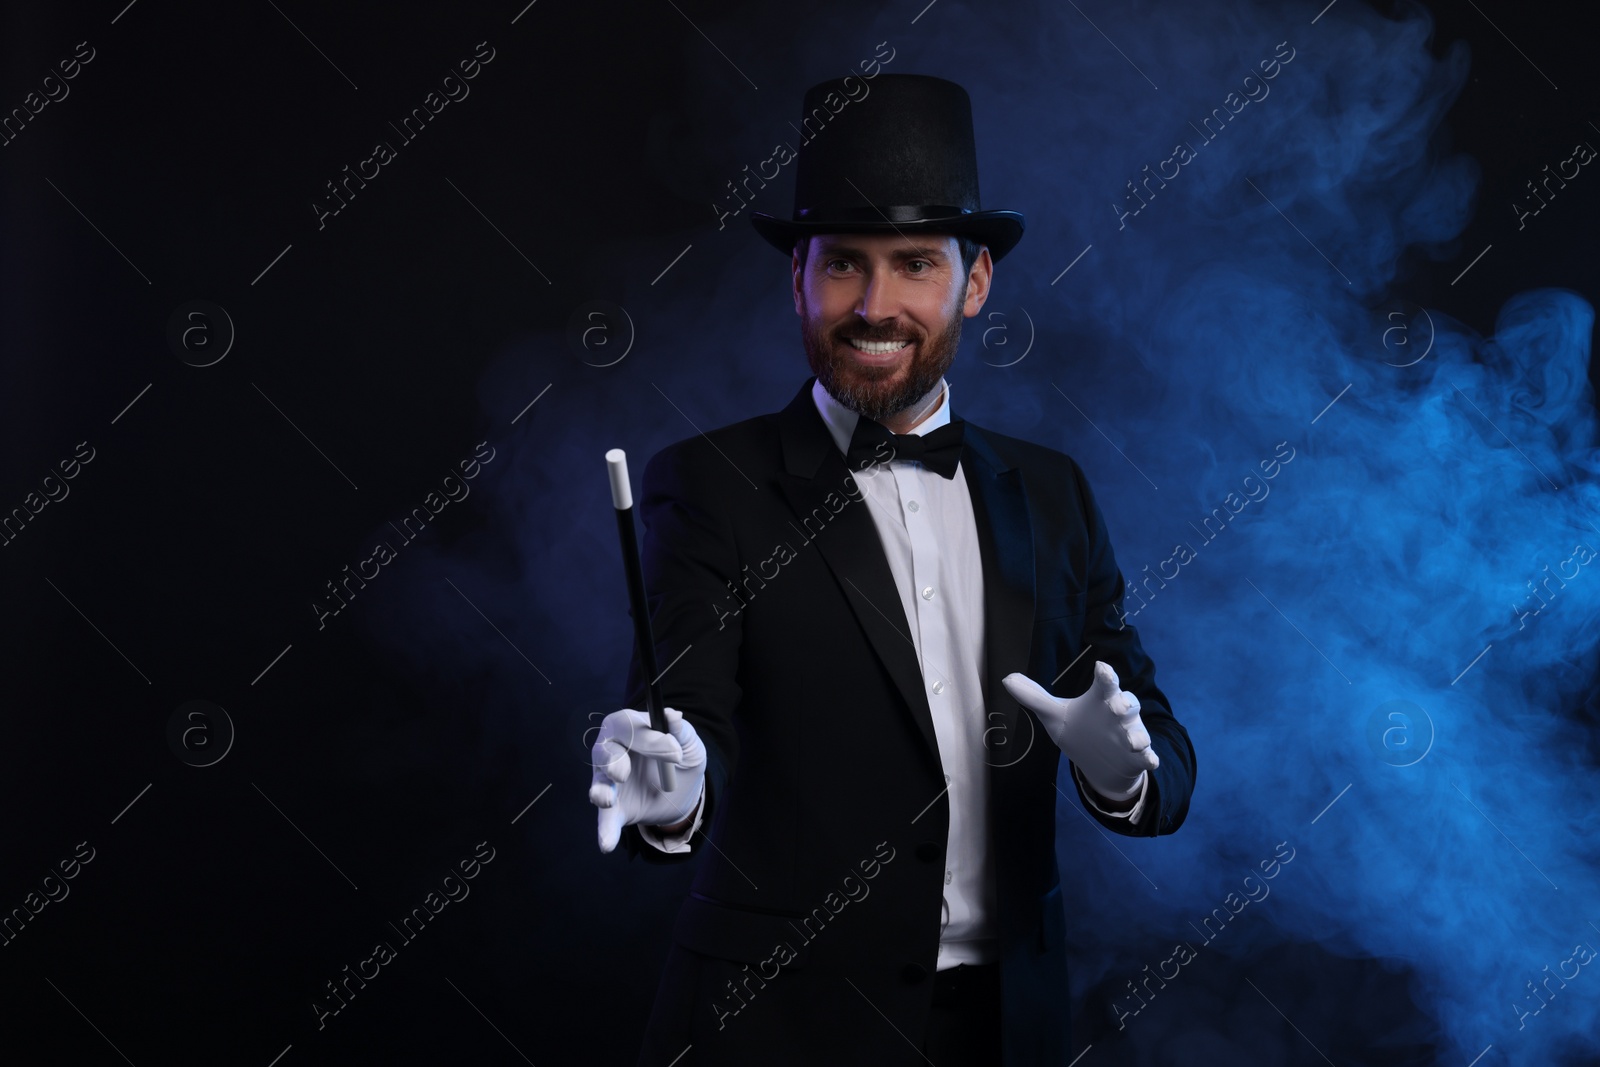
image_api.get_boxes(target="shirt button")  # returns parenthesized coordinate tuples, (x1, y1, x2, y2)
(921, 586, 935, 600)
(945, 870, 953, 885)
(907, 500, 920, 512)
(931, 680, 945, 695)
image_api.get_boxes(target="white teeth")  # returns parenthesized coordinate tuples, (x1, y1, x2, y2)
(848, 338, 911, 354)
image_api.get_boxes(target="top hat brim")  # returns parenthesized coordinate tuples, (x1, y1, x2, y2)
(749, 209, 1024, 264)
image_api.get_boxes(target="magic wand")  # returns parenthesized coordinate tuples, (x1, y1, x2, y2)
(605, 449, 677, 792)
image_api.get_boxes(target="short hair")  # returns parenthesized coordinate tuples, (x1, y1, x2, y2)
(793, 233, 985, 281)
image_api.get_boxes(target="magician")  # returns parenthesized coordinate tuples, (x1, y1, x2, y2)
(588, 72, 1198, 1065)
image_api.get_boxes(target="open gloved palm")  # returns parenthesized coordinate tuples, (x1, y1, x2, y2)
(1002, 661, 1158, 800)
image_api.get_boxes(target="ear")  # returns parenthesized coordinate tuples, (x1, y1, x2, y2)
(961, 246, 994, 318)
(791, 238, 807, 317)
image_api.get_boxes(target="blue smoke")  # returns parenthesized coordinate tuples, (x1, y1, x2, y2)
(359, 0, 1600, 1060)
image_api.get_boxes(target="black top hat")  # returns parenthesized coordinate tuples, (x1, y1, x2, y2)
(750, 73, 1025, 262)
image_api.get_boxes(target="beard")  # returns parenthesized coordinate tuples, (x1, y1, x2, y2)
(801, 285, 968, 424)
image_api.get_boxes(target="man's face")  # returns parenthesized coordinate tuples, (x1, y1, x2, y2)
(792, 232, 992, 423)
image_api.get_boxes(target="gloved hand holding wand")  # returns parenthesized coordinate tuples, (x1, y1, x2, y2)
(590, 450, 707, 853)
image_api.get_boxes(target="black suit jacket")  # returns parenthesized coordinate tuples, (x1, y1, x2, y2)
(621, 378, 1195, 1066)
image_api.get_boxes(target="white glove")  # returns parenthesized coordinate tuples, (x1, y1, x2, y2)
(588, 707, 707, 853)
(1002, 661, 1158, 800)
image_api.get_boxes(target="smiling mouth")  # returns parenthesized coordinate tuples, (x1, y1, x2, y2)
(844, 337, 913, 355)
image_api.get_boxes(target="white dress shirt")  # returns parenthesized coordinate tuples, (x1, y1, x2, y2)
(812, 376, 998, 967)
(642, 377, 1148, 969)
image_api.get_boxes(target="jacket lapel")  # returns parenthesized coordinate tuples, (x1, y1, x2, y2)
(769, 380, 1039, 774)
(773, 380, 943, 770)
(959, 426, 1038, 765)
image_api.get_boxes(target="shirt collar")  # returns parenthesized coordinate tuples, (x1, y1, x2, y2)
(810, 377, 952, 457)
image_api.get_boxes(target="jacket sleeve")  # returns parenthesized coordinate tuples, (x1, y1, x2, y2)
(1064, 456, 1196, 838)
(614, 439, 746, 863)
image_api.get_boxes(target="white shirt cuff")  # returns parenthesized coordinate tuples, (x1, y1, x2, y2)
(1074, 765, 1149, 824)
(636, 780, 706, 854)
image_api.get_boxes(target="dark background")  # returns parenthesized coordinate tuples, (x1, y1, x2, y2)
(1, 1, 1595, 1064)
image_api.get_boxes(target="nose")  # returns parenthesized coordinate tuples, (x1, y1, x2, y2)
(856, 270, 901, 326)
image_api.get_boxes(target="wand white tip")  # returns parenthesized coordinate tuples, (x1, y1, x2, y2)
(605, 449, 633, 509)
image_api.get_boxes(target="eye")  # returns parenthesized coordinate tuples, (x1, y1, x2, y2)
(825, 258, 855, 274)
(906, 260, 933, 274)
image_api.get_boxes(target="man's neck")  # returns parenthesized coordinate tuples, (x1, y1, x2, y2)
(880, 381, 946, 434)
(810, 377, 951, 456)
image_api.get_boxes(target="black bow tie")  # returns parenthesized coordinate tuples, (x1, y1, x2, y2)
(846, 417, 966, 479)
